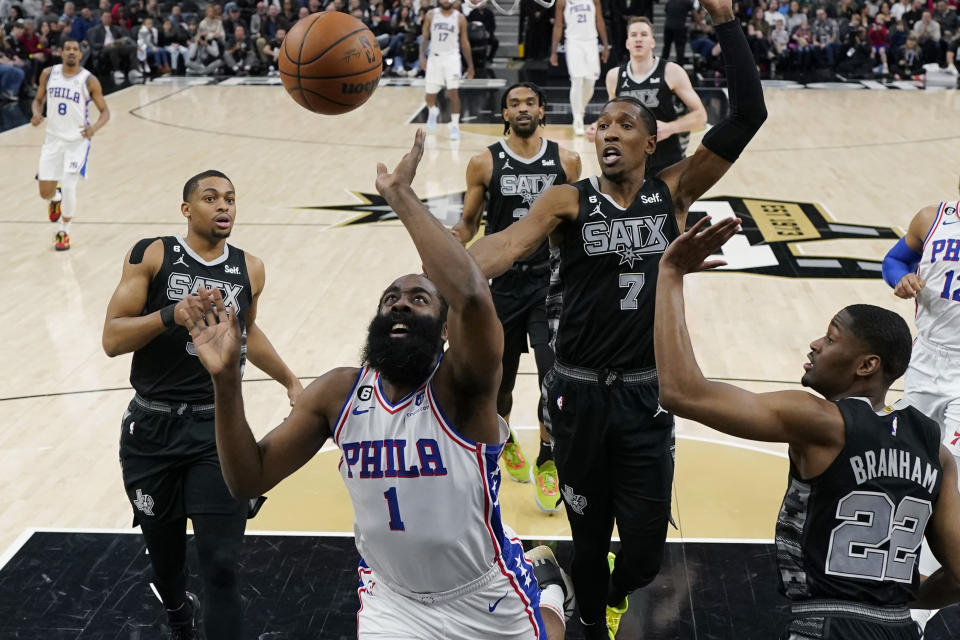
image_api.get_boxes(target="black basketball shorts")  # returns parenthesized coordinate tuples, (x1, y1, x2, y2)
(118, 396, 246, 529)
(781, 603, 919, 640)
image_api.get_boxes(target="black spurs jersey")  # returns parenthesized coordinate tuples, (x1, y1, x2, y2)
(130, 236, 252, 403)
(548, 176, 679, 370)
(486, 138, 567, 322)
(614, 57, 687, 171)
(776, 398, 943, 607)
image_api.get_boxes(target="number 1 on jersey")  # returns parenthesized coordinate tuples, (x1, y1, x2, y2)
(384, 486, 406, 531)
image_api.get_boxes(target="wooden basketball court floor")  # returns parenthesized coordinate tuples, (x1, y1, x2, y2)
(1, 79, 960, 638)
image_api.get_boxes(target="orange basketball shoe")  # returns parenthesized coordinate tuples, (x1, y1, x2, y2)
(54, 230, 70, 251)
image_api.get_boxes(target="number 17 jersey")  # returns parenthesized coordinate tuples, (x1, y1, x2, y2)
(776, 398, 942, 606)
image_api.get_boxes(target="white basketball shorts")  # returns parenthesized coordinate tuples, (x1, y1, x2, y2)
(425, 52, 462, 93)
(565, 38, 600, 80)
(37, 136, 90, 181)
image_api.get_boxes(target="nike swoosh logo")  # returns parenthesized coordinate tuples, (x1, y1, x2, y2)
(488, 591, 509, 612)
(943, 218, 959, 224)
(352, 406, 371, 415)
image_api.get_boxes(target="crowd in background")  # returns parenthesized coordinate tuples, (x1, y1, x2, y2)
(1, 0, 956, 103)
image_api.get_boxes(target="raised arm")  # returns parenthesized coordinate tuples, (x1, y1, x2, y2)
(604, 65, 618, 99)
(549, 0, 565, 66)
(594, 0, 609, 62)
(662, 61, 707, 138)
(468, 182, 579, 278)
(654, 216, 844, 453)
(658, 0, 767, 220)
(82, 74, 110, 139)
(30, 67, 51, 127)
(242, 253, 303, 405)
(376, 130, 502, 441)
(913, 448, 960, 608)
(451, 150, 491, 244)
(882, 204, 937, 299)
(459, 13, 475, 78)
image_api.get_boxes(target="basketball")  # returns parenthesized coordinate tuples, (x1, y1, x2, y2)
(279, 12, 383, 115)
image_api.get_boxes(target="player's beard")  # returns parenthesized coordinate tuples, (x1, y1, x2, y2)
(362, 312, 444, 388)
(510, 117, 539, 138)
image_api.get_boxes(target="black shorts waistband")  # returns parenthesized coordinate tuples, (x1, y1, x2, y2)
(553, 361, 658, 386)
(133, 393, 215, 416)
(790, 600, 911, 624)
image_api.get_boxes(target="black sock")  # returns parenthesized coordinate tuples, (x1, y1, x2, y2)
(535, 440, 553, 466)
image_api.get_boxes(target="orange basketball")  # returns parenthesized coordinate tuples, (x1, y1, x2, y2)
(279, 12, 383, 115)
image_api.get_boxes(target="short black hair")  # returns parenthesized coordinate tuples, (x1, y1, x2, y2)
(500, 82, 548, 135)
(841, 304, 913, 384)
(182, 170, 232, 202)
(61, 36, 80, 46)
(601, 96, 658, 137)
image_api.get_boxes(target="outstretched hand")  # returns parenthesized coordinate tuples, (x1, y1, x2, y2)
(661, 216, 741, 276)
(180, 287, 242, 377)
(376, 129, 426, 195)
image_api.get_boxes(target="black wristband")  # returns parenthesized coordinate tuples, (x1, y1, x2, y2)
(160, 303, 176, 328)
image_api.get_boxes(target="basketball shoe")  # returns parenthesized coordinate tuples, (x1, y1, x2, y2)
(573, 116, 586, 137)
(54, 230, 70, 251)
(49, 186, 62, 222)
(449, 123, 460, 140)
(527, 545, 575, 621)
(169, 591, 200, 640)
(501, 427, 532, 483)
(533, 460, 562, 513)
(606, 552, 628, 638)
(426, 106, 439, 132)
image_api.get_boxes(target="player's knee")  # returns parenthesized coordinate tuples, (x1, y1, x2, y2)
(38, 183, 55, 200)
(198, 546, 239, 589)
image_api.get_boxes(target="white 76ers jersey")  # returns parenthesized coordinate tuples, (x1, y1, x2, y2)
(430, 7, 461, 56)
(334, 363, 526, 594)
(564, 0, 597, 41)
(45, 64, 92, 142)
(916, 200, 960, 351)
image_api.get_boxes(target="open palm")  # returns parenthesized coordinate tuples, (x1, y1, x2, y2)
(184, 287, 242, 376)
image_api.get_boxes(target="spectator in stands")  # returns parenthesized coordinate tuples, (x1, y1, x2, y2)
(786, 1, 807, 31)
(223, 2, 245, 34)
(689, 14, 723, 74)
(766, 3, 785, 27)
(893, 33, 922, 74)
(944, 29, 960, 72)
(876, 1, 892, 22)
(36, 17, 60, 59)
(791, 20, 815, 70)
(258, 25, 284, 71)
(261, 4, 282, 38)
(296, 6, 308, 20)
(902, 0, 924, 28)
(111, 2, 131, 31)
(70, 6, 96, 43)
(18, 19, 49, 80)
(96, 0, 111, 20)
(169, 3, 186, 28)
(770, 13, 790, 63)
(836, 0, 857, 20)
(224, 23, 256, 74)
(471, 2, 497, 60)
(159, 17, 188, 73)
(747, 8, 774, 70)
(889, 18, 908, 57)
(87, 11, 136, 79)
(520, 0, 552, 60)
(199, 3, 225, 40)
(187, 25, 222, 73)
(839, 11, 862, 42)
(281, 0, 296, 26)
(837, 23, 873, 73)
(935, 1, 957, 33)
(20, 0, 41, 19)
(249, 1, 266, 35)
(913, 10, 942, 61)
(138, 15, 169, 73)
(61, 1, 75, 22)
(811, 7, 839, 67)
(891, 0, 910, 21)
(868, 14, 889, 72)
(0, 35, 25, 100)
(663, 0, 694, 64)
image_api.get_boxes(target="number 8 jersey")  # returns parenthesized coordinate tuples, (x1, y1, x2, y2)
(45, 64, 91, 142)
(776, 397, 943, 605)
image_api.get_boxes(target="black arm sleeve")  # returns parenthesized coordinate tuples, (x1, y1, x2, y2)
(701, 19, 768, 163)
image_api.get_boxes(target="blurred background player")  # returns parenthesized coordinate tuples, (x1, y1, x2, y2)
(656, 215, 960, 640)
(452, 82, 581, 513)
(588, 17, 707, 176)
(420, 0, 474, 140)
(550, 0, 609, 136)
(31, 38, 109, 251)
(102, 171, 302, 640)
(882, 196, 960, 633)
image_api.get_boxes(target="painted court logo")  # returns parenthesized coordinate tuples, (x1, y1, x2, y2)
(307, 193, 901, 279)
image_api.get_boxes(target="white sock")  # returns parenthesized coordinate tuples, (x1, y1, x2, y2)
(60, 173, 78, 221)
(51, 188, 62, 202)
(569, 78, 583, 123)
(539, 584, 566, 625)
(60, 219, 72, 233)
(450, 113, 460, 125)
(428, 106, 440, 119)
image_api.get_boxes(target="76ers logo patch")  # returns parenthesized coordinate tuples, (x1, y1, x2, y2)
(556, 396, 564, 411)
